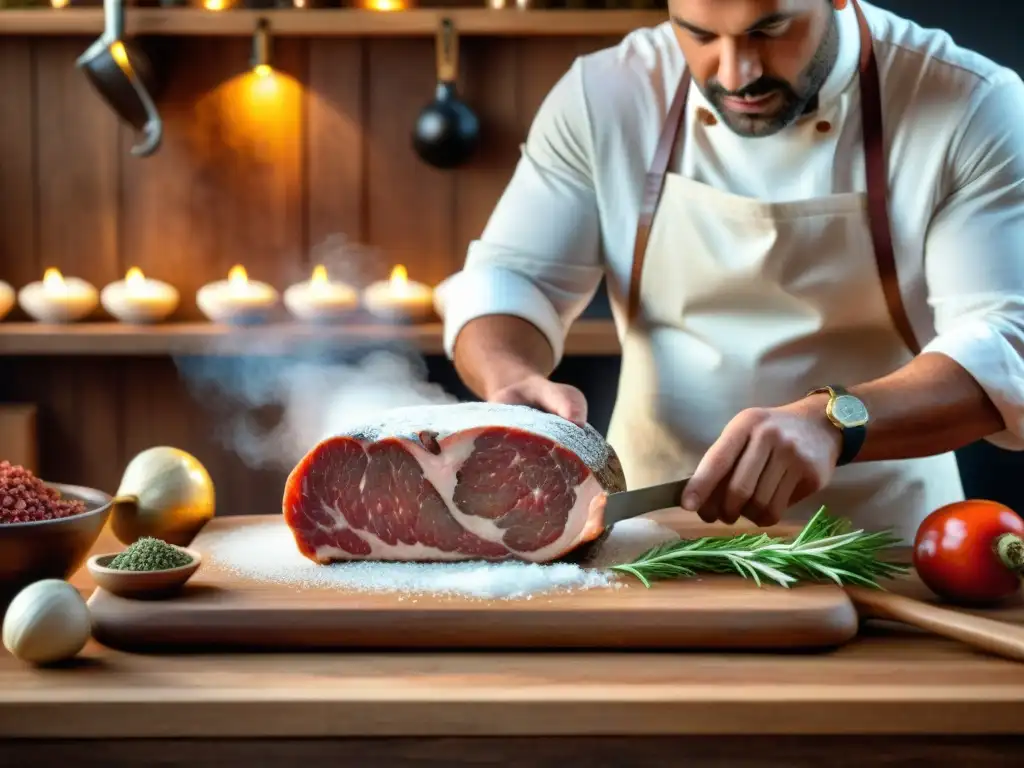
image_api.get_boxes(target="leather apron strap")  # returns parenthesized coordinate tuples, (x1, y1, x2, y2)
(626, 0, 920, 355)
(627, 68, 691, 324)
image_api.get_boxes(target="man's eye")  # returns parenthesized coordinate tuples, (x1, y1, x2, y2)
(690, 32, 716, 44)
(753, 21, 792, 38)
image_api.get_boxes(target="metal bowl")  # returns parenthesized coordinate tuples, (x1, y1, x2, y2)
(0, 483, 114, 600)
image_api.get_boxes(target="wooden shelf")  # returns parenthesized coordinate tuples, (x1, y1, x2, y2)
(0, 8, 666, 37)
(0, 319, 619, 356)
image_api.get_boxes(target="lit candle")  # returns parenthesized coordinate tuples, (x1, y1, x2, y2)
(283, 265, 359, 324)
(100, 267, 180, 324)
(362, 265, 434, 323)
(0, 280, 14, 321)
(196, 265, 279, 325)
(18, 268, 99, 323)
(355, 0, 411, 9)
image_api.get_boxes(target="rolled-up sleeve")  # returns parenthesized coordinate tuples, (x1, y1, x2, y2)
(435, 58, 605, 366)
(921, 72, 1024, 450)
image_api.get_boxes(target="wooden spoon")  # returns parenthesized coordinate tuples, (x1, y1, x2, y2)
(847, 585, 1024, 662)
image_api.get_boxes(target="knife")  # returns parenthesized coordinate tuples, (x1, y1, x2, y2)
(600, 477, 691, 527)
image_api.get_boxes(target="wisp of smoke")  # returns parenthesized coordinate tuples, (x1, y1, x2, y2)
(176, 349, 458, 472)
(172, 234, 459, 472)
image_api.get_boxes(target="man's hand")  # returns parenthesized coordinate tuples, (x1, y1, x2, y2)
(680, 396, 842, 526)
(489, 374, 589, 426)
(452, 316, 590, 424)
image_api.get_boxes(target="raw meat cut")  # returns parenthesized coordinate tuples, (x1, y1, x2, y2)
(282, 402, 626, 563)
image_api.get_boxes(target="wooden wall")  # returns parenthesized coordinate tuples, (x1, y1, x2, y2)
(0, 32, 624, 306)
(0, 32, 623, 515)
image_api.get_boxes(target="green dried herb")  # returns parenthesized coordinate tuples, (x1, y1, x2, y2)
(107, 537, 192, 572)
(611, 505, 909, 589)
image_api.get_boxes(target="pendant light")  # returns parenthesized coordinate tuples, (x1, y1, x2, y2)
(251, 17, 273, 78)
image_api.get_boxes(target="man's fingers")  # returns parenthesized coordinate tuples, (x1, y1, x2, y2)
(695, 481, 728, 523)
(769, 469, 802, 520)
(558, 385, 589, 425)
(721, 433, 772, 523)
(752, 453, 788, 509)
(537, 383, 587, 425)
(682, 417, 753, 512)
(493, 379, 588, 426)
(741, 451, 789, 525)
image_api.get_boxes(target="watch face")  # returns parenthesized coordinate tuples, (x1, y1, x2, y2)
(832, 394, 869, 427)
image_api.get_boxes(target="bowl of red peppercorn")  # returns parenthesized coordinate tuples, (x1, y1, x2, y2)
(0, 461, 114, 600)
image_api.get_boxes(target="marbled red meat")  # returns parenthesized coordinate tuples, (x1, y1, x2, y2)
(282, 403, 626, 563)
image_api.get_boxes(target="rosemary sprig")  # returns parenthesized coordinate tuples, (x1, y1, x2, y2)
(610, 505, 909, 589)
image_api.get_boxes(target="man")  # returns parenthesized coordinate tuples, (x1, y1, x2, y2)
(434, 0, 1024, 541)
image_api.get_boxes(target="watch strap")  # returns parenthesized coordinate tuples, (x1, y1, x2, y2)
(836, 421, 866, 466)
(807, 385, 850, 398)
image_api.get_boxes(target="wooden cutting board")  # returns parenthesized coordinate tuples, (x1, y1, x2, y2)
(87, 515, 861, 653)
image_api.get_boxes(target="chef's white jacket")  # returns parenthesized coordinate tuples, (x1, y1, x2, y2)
(434, 1, 1024, 450)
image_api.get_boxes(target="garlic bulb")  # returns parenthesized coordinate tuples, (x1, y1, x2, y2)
(2, 579, 91, 665)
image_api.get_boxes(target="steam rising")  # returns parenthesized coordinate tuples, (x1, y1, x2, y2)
(173, 234, 459, 472)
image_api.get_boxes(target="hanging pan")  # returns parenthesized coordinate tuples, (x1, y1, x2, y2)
(76, 0, 166, 158)
(412, 17, 481, 170)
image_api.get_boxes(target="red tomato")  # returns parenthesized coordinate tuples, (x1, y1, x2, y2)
(913, 500, 1024, 606)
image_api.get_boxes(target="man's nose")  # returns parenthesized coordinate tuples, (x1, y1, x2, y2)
(716, 39, 764, 93)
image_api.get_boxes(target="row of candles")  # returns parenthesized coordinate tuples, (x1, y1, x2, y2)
(0, 263, 435, 325)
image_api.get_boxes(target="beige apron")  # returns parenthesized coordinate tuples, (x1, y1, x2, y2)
(605, 0, 963, 542)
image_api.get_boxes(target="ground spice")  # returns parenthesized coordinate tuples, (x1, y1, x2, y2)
(0, 461, 87, 524)
(107, 537, 193, 571)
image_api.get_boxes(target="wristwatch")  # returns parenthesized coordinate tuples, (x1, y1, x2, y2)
(806, 385, 869, 467)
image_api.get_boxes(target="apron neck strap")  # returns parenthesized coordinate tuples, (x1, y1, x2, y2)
(852, 0, 920, 354)
(627, 68, 691, 322)
(627, 0, 920, 356)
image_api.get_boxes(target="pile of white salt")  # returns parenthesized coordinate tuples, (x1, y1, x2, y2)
(202, 517, 679, 601)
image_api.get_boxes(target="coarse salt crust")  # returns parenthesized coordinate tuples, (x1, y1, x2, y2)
(203, 516, 679, 601)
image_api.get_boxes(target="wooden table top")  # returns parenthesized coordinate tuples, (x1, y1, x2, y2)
(2, 525, 1024, 739)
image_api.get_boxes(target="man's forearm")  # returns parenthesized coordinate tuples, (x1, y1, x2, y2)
(452, 315, 557, 400)
(799, 351, 1007, 461)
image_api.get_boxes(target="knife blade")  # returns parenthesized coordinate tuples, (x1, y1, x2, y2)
(600, 477, 691, 527)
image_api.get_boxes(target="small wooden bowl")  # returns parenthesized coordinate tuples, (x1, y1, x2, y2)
(87, 548, 202, 600)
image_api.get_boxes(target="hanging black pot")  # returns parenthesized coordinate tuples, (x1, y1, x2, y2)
(412, 17, 480, 170)
(77, 0, 165, 157)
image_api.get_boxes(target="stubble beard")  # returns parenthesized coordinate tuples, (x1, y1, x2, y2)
(701, 9, 841, 138)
